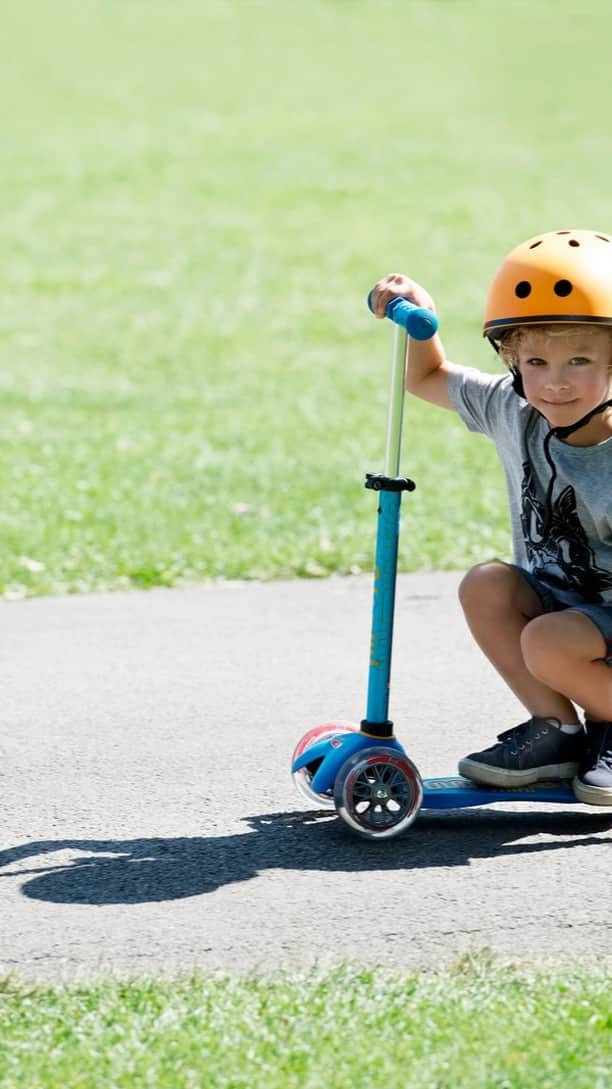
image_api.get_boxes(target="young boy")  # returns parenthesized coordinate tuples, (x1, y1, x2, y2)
(370, 229, 612, 806)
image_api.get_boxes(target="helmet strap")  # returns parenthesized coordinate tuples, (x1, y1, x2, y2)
(548, 398, 612, 441)
(486, 335, 526, 397)
(539, 397, 612, 539)
(510, 367, 525, 398)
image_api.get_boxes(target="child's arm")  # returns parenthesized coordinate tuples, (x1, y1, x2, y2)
(370, 274, 464, 411)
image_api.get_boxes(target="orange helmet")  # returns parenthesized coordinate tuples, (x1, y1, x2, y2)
(483, 229, 612, 339)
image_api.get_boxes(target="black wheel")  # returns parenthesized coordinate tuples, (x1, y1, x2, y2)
(334, 747, 423, 839)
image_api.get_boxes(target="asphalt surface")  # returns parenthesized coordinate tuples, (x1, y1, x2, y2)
(1, 572, 610, 981)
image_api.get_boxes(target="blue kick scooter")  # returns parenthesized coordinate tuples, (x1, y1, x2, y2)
(290, 295, 578, 839)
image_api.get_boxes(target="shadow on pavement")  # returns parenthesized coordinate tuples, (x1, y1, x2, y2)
(0, 808, 610, 906)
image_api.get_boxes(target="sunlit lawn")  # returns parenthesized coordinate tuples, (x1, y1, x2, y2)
(1, 960, 611, 1088)
(2, 1, 612, 595)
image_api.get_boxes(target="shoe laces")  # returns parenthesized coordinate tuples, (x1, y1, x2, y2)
(586, 723, 612, 768)
(497, 717, 553, 748)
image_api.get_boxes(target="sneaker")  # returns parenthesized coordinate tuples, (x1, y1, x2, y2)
(458, 717, 584, 788)
(573, 720, 612, 806)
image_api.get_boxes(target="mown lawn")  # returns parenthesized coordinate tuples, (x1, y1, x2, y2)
(0, 960, 610, 1088)
(2, 1, 612, 594)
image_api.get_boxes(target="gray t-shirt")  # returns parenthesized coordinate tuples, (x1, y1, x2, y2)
(447, 366, 612, 605)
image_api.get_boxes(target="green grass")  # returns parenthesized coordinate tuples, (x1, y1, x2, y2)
(0, 960, 610, 1088)
(3, 0, 612, 594)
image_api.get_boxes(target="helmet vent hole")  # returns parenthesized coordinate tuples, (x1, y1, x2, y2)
(554, 279, 573, 297)
(568, 239, 580, 247)
(515, 281, 532, 299)
(529, 241, 542, 249)
(596, 234, 610, 242)
(556, 231, 571, 235)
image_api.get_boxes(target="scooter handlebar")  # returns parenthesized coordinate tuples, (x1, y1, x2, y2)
(367, 291, 439, 341)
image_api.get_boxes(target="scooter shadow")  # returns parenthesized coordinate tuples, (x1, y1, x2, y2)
(0, 806, 610, 906)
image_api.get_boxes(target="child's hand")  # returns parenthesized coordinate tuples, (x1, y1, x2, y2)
(370, 274, 436, 318)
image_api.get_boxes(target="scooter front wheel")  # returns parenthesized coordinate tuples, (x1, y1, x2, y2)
(291, 722, 358, 809)
(334, 747, 423, 839)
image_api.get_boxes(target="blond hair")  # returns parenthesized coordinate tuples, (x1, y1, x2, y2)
(498, 323, 612, 371)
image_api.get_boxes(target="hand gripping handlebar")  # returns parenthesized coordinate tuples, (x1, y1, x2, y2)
(367, 290, 438, 340)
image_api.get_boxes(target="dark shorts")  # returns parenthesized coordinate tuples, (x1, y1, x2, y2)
(513, 564, 612, 665)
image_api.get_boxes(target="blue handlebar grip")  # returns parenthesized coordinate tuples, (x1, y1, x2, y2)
(367, 290, 438, 341)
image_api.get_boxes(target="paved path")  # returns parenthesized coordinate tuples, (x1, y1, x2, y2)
(1, 573, 610, 980)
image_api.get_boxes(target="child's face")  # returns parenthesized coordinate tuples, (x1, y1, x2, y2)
(516, 328, 612, 433)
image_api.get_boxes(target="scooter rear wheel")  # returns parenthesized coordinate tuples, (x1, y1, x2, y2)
(334, 747, 423, 839)
(291, 722, 358, 809)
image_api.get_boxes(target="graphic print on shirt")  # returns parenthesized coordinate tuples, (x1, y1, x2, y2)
(520, 461, 612, 602)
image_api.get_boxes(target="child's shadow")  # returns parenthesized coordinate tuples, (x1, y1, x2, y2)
(0, 807, 610, 906)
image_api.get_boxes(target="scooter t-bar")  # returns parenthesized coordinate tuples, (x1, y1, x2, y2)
(362, 294, 439, 737)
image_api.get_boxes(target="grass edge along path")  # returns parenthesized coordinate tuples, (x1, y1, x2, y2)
(0, 956, 610, 1088)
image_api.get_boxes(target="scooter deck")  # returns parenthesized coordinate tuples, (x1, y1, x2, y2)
(421, 776, 578, 809)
